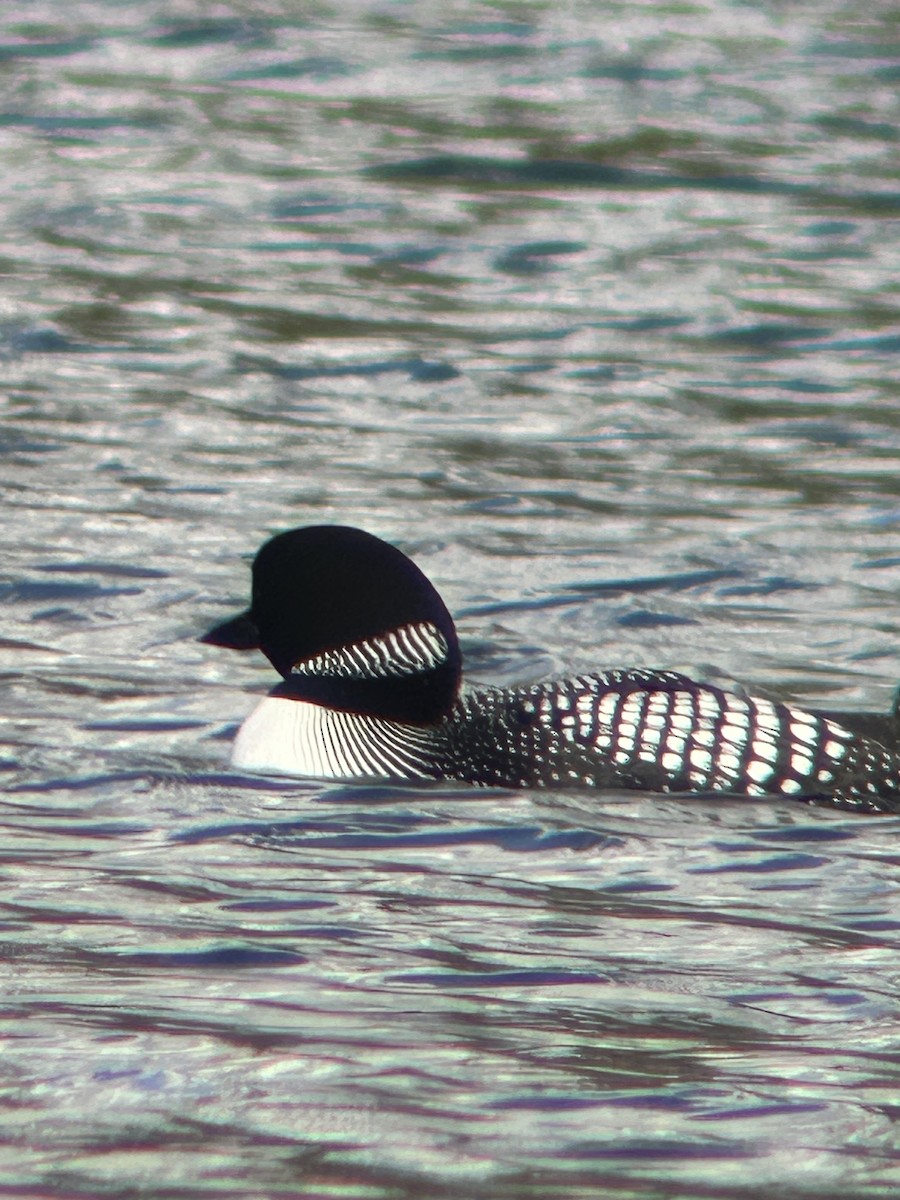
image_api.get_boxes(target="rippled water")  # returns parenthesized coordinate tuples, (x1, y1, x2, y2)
(3, 2, 900, 1196)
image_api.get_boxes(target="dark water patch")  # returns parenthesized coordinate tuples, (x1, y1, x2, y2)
(374, 245, 447, 267)
(694, 1100, 827, 1121)
(50, 251, 227, 287)
(272, 193, 392, 221)
(718, 577, 818, 598)
(367, 154, 900, 214)
(241, 923, 368, 941)
(616, 610, 698, 629)
(234, 352, 460, 383)
(749, 824, 857, 844)
(366, 154, 677, 190)
(106, 945, 308, 970)
(497, 1169, 857, 1200)
(702, 322, 829, 349)
(364, 154, 752, 193)
(0, 111, 164, 140)
(460, 487, 618, 521)
(31, 606, 91, 624)
(415, 20, 536, 60)
(317, 782, 484, 806)
(0, 435, 62, 457)
(544, 889, 893, 951)
(594, 315, 691, 333)
(36, 562, 168, 579)
(583, 61, 686, 83)
(92, 1067, 167, 1090)
(602, 880, 676, 894)
(52, 300, 182, 348)
(0, 324, 76, 356)
(0, 635, 55, 653)
(775, 379, 847, 395)
(225, 55, 352, 82)
(226, 821, 615, 856)
(83, 719, 206, 733)
(795, 333, 900, 354)
(492, 1095, 616, 1112)
(754, 420, 862, 447)
(810, 37, 899, 61)
(566, 364, 617, 381)
(563, 1137, 757, 1163)
(6, 769, 167, 796)
(184, 771, 314, 795)
(784, 244, 869, 264)
(224, 897, 336, 913)
(802, 220, 859, 237)
(0, 35, 95, 60)
(199, 296, 462, 343)
(804, 987, 869, 1009)
(494, 240, 587, 275)
(1, 580, 144, 603)
(145, 18, 273, 49)
(205, 722, 241, 743)
(432, 19, 535, 37)
(245, 237, 384, 256)
(172, 807, 440, 845)
(123, 478, 228, 496)
(416, 44, 534, 64)
(497, 1092, 707, 1115)
(462, 568, 742, 618)
(689, 853, 830, 874)
(390, 968, 606, 988)
(846, 917, 900, 932)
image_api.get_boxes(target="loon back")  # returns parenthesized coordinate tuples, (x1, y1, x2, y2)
(202, 525, 900, 814)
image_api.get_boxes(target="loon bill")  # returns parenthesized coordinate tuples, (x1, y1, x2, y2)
(202, 525, 900, 813)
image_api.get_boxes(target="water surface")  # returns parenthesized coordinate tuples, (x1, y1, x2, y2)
(2, 1, 900, 1196)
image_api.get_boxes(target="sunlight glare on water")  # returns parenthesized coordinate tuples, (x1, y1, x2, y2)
(2, 1, 900, 1197)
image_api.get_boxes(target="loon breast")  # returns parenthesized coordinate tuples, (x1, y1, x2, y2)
(231, 695, 443, 780)
(203, 525, 900, 814)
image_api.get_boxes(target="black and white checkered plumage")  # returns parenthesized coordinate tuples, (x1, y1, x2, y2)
(203, 526, 900, 813)
(442, 672, 900, 812)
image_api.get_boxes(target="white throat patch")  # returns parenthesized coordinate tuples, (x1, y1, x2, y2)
(231, 695, 440, 780)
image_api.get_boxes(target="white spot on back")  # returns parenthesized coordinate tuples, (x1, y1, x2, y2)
(717, 752, 740, 774)
(746, 759, 773, 784)
(670, 713, 695, 734)
(787, 707, 816, 727)
(690, 748, 713, 772)
(791, 722, 818, 746)
(752, 739, 779, 764)
(790, 753, 814, 777)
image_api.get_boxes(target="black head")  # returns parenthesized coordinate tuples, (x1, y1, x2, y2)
(202, 525, 462, 723)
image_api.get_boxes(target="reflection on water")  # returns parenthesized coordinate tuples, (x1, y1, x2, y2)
(2, 1, 900, 1196)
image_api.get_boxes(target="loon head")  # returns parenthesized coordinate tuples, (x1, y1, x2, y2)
(202, 525, 462, 724)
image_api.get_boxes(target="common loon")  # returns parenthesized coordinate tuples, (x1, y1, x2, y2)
(202, 525, 900, 813)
